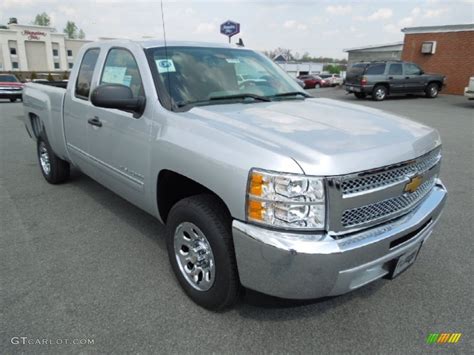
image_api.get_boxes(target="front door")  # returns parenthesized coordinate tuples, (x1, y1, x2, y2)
(86, 47, 150, 201)
(387, 63, 404, 93)
(403, 63, 425, 92)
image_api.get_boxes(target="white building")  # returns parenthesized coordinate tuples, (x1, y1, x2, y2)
(0, 23, 91, 72)
(343, 42, 404, 68)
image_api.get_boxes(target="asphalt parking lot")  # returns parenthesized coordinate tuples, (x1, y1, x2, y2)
(1, 90, 472, 354)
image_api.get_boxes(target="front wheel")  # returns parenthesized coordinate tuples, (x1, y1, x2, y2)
(372, 85, 387, 101)
(315, 83, 321, 89)
(37, 134, 70, 184)
(425, 83, 439, 98)
(166, 194, 241, 311)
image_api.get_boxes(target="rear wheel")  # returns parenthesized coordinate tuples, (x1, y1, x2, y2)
(166, 194, 240, 311)
(37, 134, 70, 184)
(372, 85, 387, 101)
(425, 83, 439, 98)
(354, 92, 366, 99)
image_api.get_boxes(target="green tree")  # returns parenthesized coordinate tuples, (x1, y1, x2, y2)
(63, 21, 78, 39)
(33, 12, 50, 26)
(47, 72, 54, 81)
(78, 29, 86, 39)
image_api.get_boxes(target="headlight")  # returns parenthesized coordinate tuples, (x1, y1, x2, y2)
(246, 169, 325, 230)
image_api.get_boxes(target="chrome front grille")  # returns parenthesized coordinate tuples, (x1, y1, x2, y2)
(327, 147, 442, 234)
(341, 177, 436, 227)
(341, 148, 441, 195)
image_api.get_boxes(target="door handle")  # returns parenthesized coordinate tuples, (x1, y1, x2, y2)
(388, 76, 394, 80)
(405, 77, 410, 79)
(88, 117, 102, 127)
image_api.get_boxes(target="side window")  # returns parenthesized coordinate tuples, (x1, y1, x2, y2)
(100, 48, 144, 98)
(388, 63, 403, 75)
(405, 63, 422, 75)
(366, 63, 386, 75)
(75, 48, 100, 99)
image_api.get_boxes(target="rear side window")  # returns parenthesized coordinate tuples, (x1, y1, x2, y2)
(100, 48, 144, 98)
(388, 63, 403, 75)
(366, 63, 386, 75)
(405, 63, 422, 75)
(75, 48, 100, 99)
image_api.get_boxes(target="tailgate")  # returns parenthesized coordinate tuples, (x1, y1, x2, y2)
(345, 63, 367, 85)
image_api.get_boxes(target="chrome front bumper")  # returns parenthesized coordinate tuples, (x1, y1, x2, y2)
(232, 180, 447, 299)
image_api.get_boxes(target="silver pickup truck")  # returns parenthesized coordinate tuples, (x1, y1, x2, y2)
(22, 40, 447, 310)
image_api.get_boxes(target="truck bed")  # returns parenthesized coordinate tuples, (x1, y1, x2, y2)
(22, 82, 69, 161)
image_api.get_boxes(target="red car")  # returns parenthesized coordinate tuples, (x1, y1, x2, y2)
(297, 74, 330, 89)
(0, 74, 24, 102)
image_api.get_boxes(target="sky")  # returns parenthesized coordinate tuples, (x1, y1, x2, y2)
(1, 0, 473, 58)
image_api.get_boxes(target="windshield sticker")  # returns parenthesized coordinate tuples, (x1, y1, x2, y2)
(156, 59, 176, 73)
(122, 75, 132, 87)
(102, 66, 127, 85)
(225, 58, 240, 64)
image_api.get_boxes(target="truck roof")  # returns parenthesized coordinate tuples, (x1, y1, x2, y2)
(82, 39, 241, 50)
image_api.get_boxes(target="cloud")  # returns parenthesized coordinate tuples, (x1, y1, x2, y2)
(194, 22, 216, 34)
(411, 7, 421, 16)
(384, 24, 400, 34)
(326, 5, 352, 15)
(368, 8, 393, 21)
(398, 17, 414, 27)
(296, 23, 307, 31)
(423, 8, 449, 18)
(283, 20, 296, 29)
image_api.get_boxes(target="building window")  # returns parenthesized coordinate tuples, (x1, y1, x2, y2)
(10, 48, 17, 55)
(54, 62, 60, 69)
(53, 49, 59, 57)
(12, 62, 19, 69)
(67, 49, 73, 57)
(68, 62, 73, 69)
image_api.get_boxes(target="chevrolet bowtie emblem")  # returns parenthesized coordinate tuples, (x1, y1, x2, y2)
(404, 175, 423, 193)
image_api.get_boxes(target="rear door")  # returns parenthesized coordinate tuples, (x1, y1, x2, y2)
(86, 46, 150, 199)
(63, 47, 101, 167)
(404, 63, 425, 92)
(387, 63, 404, 93)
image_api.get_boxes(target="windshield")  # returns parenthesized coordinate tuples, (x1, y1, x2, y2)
(146, 46, 307, 110)
(0, 75, 19, 83)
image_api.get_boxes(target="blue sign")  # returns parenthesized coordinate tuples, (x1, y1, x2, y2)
(220, 20, 240, 38)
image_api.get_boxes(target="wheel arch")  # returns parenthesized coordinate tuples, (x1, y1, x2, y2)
(156, 169, 232, 224)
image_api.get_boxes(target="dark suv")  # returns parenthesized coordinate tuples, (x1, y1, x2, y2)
(345, 61, 445, 101)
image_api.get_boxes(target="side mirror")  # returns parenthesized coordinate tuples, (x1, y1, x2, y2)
(91, 84, 145, 118)
(419, 70, 424, 75)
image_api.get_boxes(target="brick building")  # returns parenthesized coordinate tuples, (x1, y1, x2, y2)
(401, 24, 474, 95)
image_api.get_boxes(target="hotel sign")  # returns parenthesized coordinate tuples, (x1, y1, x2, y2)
(22, 30, 47, 40)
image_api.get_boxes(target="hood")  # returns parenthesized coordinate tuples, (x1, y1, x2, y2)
(185, 98, 441, 175)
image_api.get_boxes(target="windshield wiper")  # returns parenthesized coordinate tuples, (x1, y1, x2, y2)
(209, 93, 271, 102)
(270, 91, 312, 98)
(175, 93, 271, 109)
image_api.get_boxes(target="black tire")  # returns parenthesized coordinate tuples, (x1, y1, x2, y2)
(166, 194, 240, 311)
(354, 92, 366, 99)
(315, 83, 321, 89)
(37, 134, 70, 184)
(372, 85, 388, 101)
(425, 82, 439, 98)
(10, 98, 17, 103)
